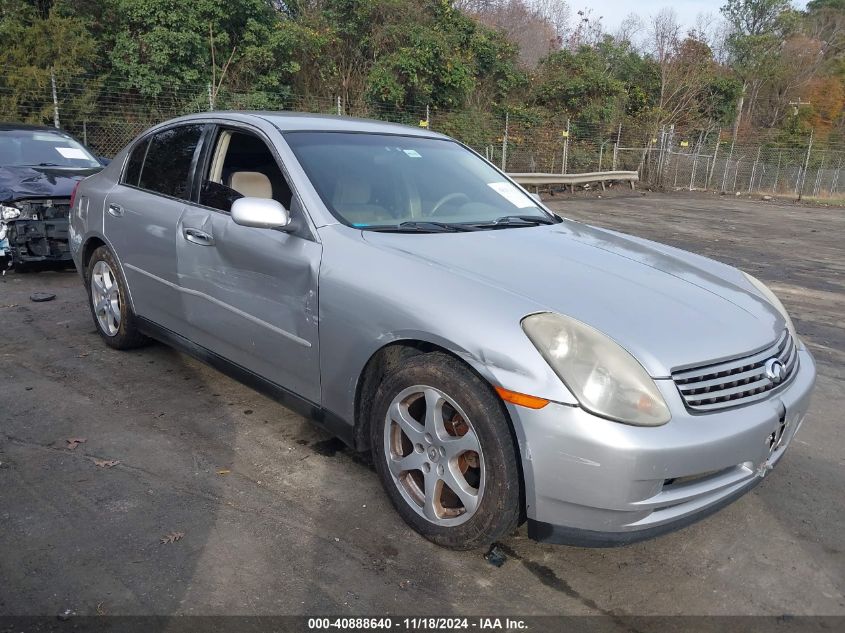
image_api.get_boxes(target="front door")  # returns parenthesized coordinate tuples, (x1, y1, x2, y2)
(176, 126, 322, 403)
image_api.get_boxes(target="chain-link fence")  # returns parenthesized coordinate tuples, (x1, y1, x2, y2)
(641, 125, 845, 199)
(2, 71, 843, 200)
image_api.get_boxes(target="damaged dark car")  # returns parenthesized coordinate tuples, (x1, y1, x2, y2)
(0, 123, 104, 271)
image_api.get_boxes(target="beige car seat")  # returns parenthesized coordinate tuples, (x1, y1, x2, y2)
(332, 174, 389, 224)
(229, 171, 273, 199)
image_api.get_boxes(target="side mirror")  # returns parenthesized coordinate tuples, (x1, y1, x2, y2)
(231, 197, 291, 230)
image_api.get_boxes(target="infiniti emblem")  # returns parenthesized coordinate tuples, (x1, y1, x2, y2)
(765, 358, 786, 384)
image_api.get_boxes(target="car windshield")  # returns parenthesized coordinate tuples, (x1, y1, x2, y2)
(284, 131, 555, 230)
(0, 129, 100, 168)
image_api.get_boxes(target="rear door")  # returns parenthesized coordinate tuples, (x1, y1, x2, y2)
(176, 124, 322, 402)
(103, 123, 205, 333)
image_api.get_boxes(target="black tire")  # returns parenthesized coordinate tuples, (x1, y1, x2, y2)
(85, 246, 149, 350)
(370, 352, 521, 550)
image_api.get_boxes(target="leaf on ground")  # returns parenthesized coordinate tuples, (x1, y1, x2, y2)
(66, 438, 87, 450)
(92, 459, 120, 468)
(216, 469, 231, 475)
(160, 531, 185, 545)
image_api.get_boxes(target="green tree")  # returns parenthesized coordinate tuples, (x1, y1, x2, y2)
(98, 0, 290, 98)
(721, 0, 792, 36)
(285, 0, 522, 113)
(594, 36, 661, 118)
(720, 0, 794, 136)
(531, 46, 626, 122)
(806, 0, 845, 9)
(0, 0, 97, 124)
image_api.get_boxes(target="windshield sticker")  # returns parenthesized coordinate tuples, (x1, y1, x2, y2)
(402, 149, 422, 158)
(487, 181, 535, 209)
(55, 147, 88, 159)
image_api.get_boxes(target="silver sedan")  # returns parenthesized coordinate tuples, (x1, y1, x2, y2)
(69, 112, 816, 549)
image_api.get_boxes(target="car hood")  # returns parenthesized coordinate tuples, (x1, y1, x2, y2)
(362, 220, 784, 377)
(0, 165, 101, 202)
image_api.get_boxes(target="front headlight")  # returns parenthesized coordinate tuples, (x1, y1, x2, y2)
(742, 272, 798, 344)
(522, 313, 671, 426)
(0, 205, 21, 220)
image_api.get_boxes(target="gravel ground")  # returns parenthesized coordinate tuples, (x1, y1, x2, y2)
(0, 192, 842, 617)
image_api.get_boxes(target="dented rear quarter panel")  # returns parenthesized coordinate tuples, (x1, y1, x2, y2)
(70, 156, 123, 280)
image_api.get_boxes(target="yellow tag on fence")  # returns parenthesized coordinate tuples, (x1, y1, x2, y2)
(680, 140, 689, 147)
(561, 131, 569, 138)
(419, 120, 429, 128)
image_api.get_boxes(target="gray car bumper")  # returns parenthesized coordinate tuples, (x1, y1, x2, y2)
(508, 347, 816, 546)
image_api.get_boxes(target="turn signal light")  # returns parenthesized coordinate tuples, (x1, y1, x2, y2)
(495, 386, 550, 409)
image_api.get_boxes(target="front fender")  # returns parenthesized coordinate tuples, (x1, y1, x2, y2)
(316, 225, 577, 426)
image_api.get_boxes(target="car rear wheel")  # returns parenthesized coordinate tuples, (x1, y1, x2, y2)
(371, 352, 521, 549)
(85, 246, 149, 349)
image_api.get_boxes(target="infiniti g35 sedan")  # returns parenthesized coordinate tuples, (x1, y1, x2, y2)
(69, 112, 816, 549)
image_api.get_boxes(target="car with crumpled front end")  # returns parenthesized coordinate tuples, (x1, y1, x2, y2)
(0, 123, 103, 271)
(68, 112, 816, 549)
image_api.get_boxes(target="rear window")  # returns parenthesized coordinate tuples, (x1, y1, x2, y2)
(137, 125, 204, 199)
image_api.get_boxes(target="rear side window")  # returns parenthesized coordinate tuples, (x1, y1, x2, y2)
(138, 125, 204, 199)
(123, 138, 148, 186)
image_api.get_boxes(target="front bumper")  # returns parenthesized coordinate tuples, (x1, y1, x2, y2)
(4, 218, 73, 267)
(509, 347, 816, 546)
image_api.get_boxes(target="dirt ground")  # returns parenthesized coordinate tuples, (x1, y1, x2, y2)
(0, 192, 842, 617)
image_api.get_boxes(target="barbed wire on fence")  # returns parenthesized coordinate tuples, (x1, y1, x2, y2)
(2, 70, 843, 199)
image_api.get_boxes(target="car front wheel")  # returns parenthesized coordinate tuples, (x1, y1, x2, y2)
(371, 352, 521, 549)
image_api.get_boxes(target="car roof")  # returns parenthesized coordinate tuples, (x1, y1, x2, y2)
(171, 111, 449, 139)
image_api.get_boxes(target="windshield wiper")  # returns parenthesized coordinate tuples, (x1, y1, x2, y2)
(371, 221, 475, 233)
(472, 214, 560, 229)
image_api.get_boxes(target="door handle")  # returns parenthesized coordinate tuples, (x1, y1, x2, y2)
(183, 227, 215, 246)
(107, 203, 124, 217)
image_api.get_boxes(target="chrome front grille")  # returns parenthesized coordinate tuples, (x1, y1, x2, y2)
(672, 331, 798, 412)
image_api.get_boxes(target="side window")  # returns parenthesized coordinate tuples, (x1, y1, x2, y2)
(122, 138, 148, 186)
(138, 124, 204, 200)
(199, 129, 293, 213)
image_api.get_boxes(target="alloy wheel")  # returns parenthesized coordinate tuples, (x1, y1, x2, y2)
(91, 259, 121, 337)
(383, 385, 485, 526)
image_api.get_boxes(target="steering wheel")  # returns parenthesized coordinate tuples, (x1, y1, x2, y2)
(429, 192, 470, 217)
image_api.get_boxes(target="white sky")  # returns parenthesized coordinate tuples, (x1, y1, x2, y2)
(575, 0, 809, 34)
